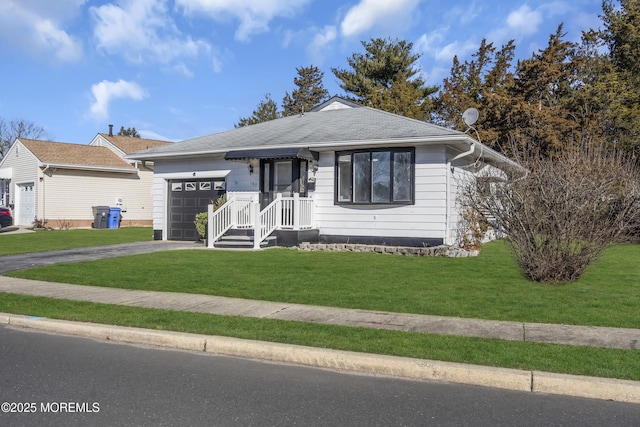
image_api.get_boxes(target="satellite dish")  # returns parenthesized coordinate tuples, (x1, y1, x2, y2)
(462, 108, 479, 127)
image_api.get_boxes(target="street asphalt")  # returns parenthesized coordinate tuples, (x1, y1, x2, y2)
(0, 229, 639, 403)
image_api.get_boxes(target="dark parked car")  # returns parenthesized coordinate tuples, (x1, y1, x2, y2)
(0, 207, 13, 228)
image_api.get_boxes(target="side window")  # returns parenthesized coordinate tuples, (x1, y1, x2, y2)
(337, 155, 352, 202)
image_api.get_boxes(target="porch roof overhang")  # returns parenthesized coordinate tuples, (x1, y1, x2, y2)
(224, 147, 319, 162)
(0, 167, 12, 179)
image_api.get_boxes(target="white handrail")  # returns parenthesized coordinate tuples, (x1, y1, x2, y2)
(209, 194, 315, 249)
(207, 197, 235, 248)
(255, 196, 281, 248)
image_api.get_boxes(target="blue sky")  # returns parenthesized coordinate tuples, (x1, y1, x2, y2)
(0, 0, 603, 144)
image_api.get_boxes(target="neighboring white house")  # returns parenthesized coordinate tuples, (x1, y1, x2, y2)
(127, 97, 520, 247)
(0, 132, 172, 228)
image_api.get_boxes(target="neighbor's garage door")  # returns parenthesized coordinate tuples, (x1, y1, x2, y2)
(168, 179, 226, 240)
(17, 183, 35, 226)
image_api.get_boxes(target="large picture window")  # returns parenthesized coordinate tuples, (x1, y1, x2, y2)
(336, 148, 414, 204)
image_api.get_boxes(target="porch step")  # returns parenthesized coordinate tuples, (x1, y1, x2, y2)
(213, 234, 277, 249)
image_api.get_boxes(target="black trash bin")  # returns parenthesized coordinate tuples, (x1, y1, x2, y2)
(92, 206, 110, 229)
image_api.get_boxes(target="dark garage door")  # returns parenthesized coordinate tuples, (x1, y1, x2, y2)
(168, 179, 226, 241)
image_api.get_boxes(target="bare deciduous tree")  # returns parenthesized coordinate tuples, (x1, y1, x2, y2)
(0, 118, 48, 159)
(458, 146, 640, 282)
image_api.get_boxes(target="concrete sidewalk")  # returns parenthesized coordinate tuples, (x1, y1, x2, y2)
(0, 275, 638, 350)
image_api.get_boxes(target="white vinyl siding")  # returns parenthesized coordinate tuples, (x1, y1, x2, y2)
(0, 141, 39, 224)
(39, 169, 153, 224)
(313, 145, 448, 240)
(89, 135, 126, 157)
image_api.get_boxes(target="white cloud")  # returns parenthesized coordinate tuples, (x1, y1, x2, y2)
(415, 28, 448, 56)
(425, 65, 450, 86)
(506, 4, 543, 36)
(447, 1, 482, 25)
(340, 0, 420, 37)
(434, 40, 478, 63)
(212, 57, 224, 74)
(487, 4, 544, 45)
(173, 63, 194, 78)
(138, 129, 175, 141)
(0, 0, 84, 63)
(91, 0, 210, 65)
(176, 0, 311, 41)
(307, 25, 337, 65)
(538, 1, 572, 19)
(89, 79, 148, 120)
(282, 29, 295, 49)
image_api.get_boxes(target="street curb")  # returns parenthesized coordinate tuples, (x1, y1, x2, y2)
(203, 334, 531, 391)
(3, 312, 639, 404)
(7, 314, 207, 352)
(533, 371, 640, 403)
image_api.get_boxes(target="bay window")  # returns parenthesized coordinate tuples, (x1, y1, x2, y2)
(336, 148, 414, 204)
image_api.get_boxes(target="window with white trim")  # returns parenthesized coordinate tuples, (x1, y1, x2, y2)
(336, 148, 414, 204)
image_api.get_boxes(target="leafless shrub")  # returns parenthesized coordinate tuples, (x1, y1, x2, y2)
(459, 146, 640, 282)
(56, 219, 70, 230)
(456, 208, 490, 250)
(32, 218, 49, 230)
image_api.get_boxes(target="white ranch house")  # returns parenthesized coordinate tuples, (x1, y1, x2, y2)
(127, 97, 519, 248)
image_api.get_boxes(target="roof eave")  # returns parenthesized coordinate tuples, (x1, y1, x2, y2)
(126, 134, 521, 170)
(126, 135, 471, 160)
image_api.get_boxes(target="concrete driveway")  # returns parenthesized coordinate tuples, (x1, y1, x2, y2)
(0, 240, 200, 274)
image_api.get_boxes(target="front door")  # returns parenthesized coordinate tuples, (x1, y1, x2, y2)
(260, 159, 307, 209)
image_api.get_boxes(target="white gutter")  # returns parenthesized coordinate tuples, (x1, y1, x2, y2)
(126, 134, 521, 171)
(40, 163, 138, 174)
(125, 135, 475, 160)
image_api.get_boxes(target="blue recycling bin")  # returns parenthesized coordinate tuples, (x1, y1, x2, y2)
(108, 207, 121, 228)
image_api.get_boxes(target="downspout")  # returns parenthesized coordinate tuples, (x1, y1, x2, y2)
(40, 165, 57, 226)
(445, 141, 476, 246)
(41, 165, 51, 226)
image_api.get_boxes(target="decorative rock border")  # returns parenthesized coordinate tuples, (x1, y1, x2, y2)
(297, 242, 479, 257)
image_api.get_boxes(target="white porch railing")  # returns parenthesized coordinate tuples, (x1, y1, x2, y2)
(207, 195, 256, 248)
(207, 193, 315, 249)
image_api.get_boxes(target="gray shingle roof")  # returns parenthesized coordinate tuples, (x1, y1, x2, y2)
(129, 106, 462, 158)
(126, 101, 520, 169)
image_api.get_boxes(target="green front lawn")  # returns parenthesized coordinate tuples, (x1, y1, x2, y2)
(2, 236, 639, 380)
(8, 240, 640, 328)
(0, 227, 152, 255)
